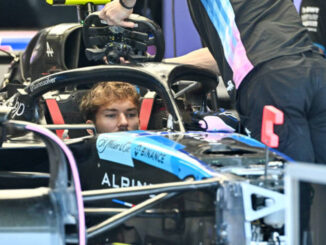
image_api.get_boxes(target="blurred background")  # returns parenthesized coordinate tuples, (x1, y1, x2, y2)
(0, 0, 202, 57)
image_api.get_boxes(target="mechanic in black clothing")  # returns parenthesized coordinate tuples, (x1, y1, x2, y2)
(300, 0, 326, 55)
(99, 0, 326, 165)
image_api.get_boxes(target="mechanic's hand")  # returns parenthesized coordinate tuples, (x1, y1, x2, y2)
(99, 0, 136, 28)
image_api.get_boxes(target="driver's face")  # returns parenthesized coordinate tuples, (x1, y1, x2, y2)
(91, 100, 139, 133)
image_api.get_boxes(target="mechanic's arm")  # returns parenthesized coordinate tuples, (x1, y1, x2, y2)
(99, 0, 137, 28)
(164, 47, 220, 75)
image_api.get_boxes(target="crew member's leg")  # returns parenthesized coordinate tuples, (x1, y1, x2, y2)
(237, 53, 324, 244)
(237, 53, 316, 162)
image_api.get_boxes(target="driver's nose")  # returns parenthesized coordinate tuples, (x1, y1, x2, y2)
(118, 113, 128, 126)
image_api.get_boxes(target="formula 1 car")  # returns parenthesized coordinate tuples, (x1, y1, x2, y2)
(0, 5, 291, 245)
(0, 61, 291, 244)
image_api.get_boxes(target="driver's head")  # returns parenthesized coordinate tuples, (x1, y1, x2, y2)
(80, 82, 140, 134)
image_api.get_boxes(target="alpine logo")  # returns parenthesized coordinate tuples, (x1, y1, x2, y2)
(46, 42, 54, 57)
(101, 172, 150, 188)
(245, 127, 251, 137)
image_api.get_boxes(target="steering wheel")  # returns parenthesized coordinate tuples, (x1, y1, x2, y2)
(82, 13, 165, 64)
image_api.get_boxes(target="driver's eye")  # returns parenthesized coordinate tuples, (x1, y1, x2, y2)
(105, 114, 117, 119)
(127, 113, 137, 118)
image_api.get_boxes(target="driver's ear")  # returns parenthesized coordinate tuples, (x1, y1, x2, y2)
(86, 120, 95, 135)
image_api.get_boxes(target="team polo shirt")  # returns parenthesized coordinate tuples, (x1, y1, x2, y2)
(187, 0, 313, 98)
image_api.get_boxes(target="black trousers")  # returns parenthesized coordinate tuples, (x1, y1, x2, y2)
(237, 51, 326, 164)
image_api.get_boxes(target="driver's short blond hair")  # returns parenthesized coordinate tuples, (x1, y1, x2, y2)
(80, 82, 140, 121)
